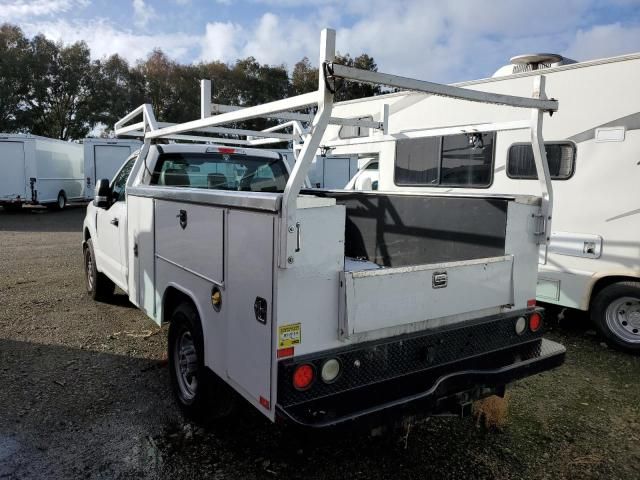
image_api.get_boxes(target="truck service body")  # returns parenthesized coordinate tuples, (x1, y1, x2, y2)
(341, 52, 640, 352)
(82, 29, 565, 427)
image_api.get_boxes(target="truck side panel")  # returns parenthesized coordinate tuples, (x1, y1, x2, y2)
(226, 210, 275, 416)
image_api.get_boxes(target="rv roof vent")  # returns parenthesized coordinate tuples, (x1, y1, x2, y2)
(492, 53, 577, 77)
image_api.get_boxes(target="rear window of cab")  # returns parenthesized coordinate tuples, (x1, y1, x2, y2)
(151, 152, 289, 192)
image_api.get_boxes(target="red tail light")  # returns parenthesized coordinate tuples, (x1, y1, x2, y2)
(293, 364, 315, 390)
(218, 147, 236, 154)
(527, 299, 536, 308)
(529, 312, 542, 332)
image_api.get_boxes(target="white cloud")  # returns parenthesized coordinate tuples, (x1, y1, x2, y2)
(188, 0, 640, 82)
(0, 0, 88, 22)
(20, 18, 199, 64)
(199, 21, 244, 62)
(564, 22, 640, 60)
(132, 0, 155, 28)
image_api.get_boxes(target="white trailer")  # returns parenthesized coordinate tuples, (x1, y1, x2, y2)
(82, 29, 565, 427)
(82, 138, 142, 199)
(0, 134, 84, 210)
(335, 52, 640, 352)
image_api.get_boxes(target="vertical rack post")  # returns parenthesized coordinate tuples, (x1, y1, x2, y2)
(201, 79, 212, 119)
(530, 75, 554, 264)
(279, 28, 336, 268)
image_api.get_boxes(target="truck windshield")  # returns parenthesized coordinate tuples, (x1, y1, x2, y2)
(151, 152, 289, 192)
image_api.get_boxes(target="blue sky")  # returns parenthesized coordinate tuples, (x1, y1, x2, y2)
(3, 0, 640, 82)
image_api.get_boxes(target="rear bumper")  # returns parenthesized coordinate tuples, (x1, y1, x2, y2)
(276, 315, 565, 427)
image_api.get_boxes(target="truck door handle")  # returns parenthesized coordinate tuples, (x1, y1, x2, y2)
(110, 217, 119, 227)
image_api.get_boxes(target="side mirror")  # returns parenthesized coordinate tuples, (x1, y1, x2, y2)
(94, 179, 112, 208)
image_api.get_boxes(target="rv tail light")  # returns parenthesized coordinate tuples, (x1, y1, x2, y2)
(527, 299, 536, 308)
(320, 358, 341, 383)
(515, 316, 527, 335)
(529, 312, 542, 332)
(293, 364, 315, 390)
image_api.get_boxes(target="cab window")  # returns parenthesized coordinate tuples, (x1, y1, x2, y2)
(111, 156, 136, 202)
(151, 152, 289, 192)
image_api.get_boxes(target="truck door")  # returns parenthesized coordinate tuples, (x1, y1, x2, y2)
(226, 210, 274, 410)
(0, 141, 27, 201)
(95, 158, 134, 290)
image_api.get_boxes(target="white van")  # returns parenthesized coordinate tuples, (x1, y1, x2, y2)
(0, 134, 83, 210)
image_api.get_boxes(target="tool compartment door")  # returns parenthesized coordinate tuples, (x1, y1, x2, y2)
(226, 210, 275, 412)
(340, 255, 514, 340)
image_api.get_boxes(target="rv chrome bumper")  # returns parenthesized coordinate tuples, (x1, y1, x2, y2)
(276, 334, 565, 428)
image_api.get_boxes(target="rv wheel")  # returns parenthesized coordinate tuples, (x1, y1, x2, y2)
(591, 281, 640, 353)
(168, 301, 234, 422)
(83, 238, 115, 301)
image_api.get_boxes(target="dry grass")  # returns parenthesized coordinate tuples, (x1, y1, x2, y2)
(473, 394, 511, 431)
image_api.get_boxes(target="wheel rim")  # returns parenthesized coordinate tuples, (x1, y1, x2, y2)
(85, 249, 94, 291)
(174, 330, 199, 401)
(58, 195, 64, 209)
(605, 296, 640, 344)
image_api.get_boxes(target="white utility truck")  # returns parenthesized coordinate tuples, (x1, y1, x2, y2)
(82, 29, 565, 427)
(82, 138, 142, 200)
(0, 133, 84, 210)
(342, 51, 640, 352)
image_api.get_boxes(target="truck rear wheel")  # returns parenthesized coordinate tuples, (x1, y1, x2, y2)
(591, 281, 640, 353)
(84, 238, 115, 301)
(168, 301, 234, 422)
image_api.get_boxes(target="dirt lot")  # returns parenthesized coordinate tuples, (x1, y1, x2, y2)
(0, 206, 639, 480)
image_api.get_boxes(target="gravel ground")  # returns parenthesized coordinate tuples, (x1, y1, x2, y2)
(0, 206, 639, 480)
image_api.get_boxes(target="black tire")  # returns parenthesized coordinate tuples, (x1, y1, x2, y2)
(84, 238, 115, 302)
(47, 192, 66, 211)
(591, 281, 640, 353)
(168, 301, 234, 422)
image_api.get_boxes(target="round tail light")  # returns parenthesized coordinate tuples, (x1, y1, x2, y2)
(529, 312, 542, 332)
(515, 316, 527, 335)
(293, 364, 315, 390)
(320, 358, 341, 383)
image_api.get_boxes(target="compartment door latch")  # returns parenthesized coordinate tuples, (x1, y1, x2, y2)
(254, 297, 268, 324)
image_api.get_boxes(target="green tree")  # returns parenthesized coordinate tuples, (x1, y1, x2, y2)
(25, 36, 96, 139)
(333, 53, 381, 102)
(0, 24, 31, 132)
(91, 54, 146, 133)
(290, 57, 318, 95)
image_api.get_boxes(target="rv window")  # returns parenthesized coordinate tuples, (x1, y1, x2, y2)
(507, 142, 575, 180)
(394, 132, 495, 188)
(151, 152, 288, 192)
(338, 116, 373, 139)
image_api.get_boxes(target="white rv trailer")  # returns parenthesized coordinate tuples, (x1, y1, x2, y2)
(86, 28, 565, 427)
(327, 52, 640, 352)
(0, 134, 84, 210)
(82, 138, 142, 199)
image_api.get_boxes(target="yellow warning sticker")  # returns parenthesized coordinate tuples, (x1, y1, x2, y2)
(278, 323, 302, 348)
